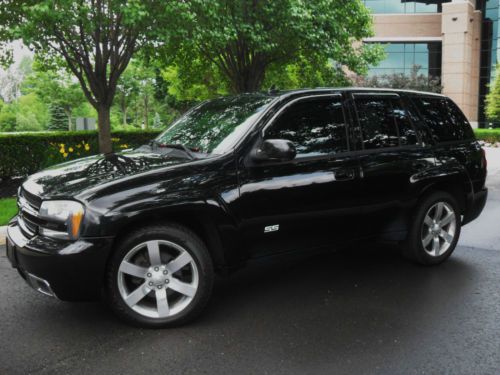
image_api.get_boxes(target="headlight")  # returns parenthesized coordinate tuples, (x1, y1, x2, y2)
(39, 200, 85, 240)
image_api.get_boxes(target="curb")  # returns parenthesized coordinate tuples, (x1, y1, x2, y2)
(0, 226, 7, 246)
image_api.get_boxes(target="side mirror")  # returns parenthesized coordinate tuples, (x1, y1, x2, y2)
(252, 139, 297, 163)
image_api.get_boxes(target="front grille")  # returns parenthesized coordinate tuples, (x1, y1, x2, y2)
(17, 188, 42, 239)
(20, 187, 41, 210)
(18, 215, 36, 237)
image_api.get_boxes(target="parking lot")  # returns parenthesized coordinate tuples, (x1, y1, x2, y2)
(1, 148, 499, 374)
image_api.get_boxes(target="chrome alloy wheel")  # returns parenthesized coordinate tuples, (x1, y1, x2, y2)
(117, 240, 199, 319)
(421, 202, 457, 257)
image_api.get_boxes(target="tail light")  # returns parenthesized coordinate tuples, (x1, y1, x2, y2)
(480, 148, 487, 172)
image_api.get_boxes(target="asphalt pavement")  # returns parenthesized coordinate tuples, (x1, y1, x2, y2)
(0, 148, 499, 374)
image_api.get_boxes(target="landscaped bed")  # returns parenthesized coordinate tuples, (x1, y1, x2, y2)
(475, 128, 500, 145)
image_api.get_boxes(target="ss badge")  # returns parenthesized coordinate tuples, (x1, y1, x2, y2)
(264, 224, 279, 233)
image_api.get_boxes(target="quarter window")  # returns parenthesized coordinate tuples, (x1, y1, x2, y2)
(265, 98, 348, 156)
(412, 97, 474, 142)
(354, 96, 418, 150)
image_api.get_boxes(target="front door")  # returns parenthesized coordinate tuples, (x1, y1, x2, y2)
(234, 95, 361, 258)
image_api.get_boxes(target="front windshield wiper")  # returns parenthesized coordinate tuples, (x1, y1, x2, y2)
(150, 140, 197, 160)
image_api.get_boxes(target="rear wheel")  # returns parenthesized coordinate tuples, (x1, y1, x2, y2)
(403, 191, 461, 265)
(105, 223, 214, 327)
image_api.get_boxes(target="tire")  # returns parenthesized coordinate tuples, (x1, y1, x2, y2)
(105, 222, 214, 328)
(402, 191, 461, 265)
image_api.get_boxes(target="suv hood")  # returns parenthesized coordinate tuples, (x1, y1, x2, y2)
(22, 149, 190, 198)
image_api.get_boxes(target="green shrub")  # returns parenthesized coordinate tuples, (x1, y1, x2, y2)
(0, 130, 161, 179)
(474, 129, 500, 144)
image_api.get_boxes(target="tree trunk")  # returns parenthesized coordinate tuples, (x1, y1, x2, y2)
(121, 94, 127, 127)
(143, 95, 149, 129)
(64, 109, 72, 131)
(231, 64, 266, 94)
(97, 106, 113, 154)
(123, 108, 127, 127)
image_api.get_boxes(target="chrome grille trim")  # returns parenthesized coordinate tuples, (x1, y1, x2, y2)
(17, 196, 40, 218)
(20, 187, 42, 209)
(17, 187, 41, 239)
(18, 215, 36, 237)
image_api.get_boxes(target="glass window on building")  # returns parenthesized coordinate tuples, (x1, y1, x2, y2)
(477, 0, 500, 124)
(363, 0, 451, 14)
(366, 42, 442, 79)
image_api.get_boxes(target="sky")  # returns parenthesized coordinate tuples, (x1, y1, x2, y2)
(11, 40, 33, 63)
(0, 41, 34, 101)
(0, 41, 33, 75)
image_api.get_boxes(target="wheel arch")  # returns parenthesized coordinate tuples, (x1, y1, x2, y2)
(108, 206, 236, 275)
(418, 178, 469, 215)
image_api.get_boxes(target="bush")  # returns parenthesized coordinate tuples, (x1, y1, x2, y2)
(0, 130, 161, 180)
(485, 64, 500, 122)
(474, 128, 500, 144)
(47, 103, 68, 131)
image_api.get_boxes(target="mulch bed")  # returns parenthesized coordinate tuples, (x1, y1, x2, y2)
(0, 177, 24, 199)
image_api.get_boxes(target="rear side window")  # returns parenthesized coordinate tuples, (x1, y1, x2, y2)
(445, 99, 474, 140)
(411, 97, 474, 142)
(353, 96, 418, 150)
(265, 97, 348, 156)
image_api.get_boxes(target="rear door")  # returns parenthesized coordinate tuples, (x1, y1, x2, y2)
(349, 92, 435, 239)
(235, 94, 362, 257)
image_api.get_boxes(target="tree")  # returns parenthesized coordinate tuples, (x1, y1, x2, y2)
(0, 102, 17, 131)
(17, 92, 50, 129)
(486, 66, 500, 123)
(23, 59, 86, 130)
(152, 112, 163, 129)
(115, 65, 139, 128)
(1, 1, 173, 153)
(160, 0, 382, 94)
(115, 61, 158, 128)
(0, 56, 33, 102)
(264, 54, 353, 90)
(47, 103, 68, 131)
(352, 65, 442, 94)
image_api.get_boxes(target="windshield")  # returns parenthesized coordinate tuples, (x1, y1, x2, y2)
(155, 94, 276, 155)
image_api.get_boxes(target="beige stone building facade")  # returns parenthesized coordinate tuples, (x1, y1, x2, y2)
(363, 0, 500, 127)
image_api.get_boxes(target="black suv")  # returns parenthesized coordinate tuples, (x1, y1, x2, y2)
(6, 88, 487, 327)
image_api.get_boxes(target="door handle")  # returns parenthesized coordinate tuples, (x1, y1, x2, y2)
(333, 169, 355, 181)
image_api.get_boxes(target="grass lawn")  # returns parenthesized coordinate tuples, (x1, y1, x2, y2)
(0, 198, 17, 226)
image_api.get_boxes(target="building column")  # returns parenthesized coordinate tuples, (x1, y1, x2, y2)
(441, 0, 482, 124)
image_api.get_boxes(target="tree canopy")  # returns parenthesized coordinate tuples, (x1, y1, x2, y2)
(1, 0, 386, 148)
(0, 0, 174, 152)
(161, 0, 383, 94)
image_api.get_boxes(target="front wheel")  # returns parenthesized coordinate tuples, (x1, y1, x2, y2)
(402, 191, 461, 265)
(105, 223, 214, 328)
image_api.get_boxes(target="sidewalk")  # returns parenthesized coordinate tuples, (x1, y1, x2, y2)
(0, 225, 6, 245)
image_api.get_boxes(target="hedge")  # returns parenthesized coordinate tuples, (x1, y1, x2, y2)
(0, 130, 161, 180)
(474, 129, 500, 144)
(0, 128, 497, 180)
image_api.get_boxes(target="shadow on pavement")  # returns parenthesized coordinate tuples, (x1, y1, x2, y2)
(2, 244, 494, 374)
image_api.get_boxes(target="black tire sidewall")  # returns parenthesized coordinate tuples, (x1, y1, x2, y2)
(105, 223, 214, 328)
(405, 191, 461, 265)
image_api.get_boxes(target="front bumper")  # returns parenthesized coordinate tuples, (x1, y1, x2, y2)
(6, 218, 113, 301)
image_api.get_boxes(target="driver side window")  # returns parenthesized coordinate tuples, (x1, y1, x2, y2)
(265, 97, 348, 157)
